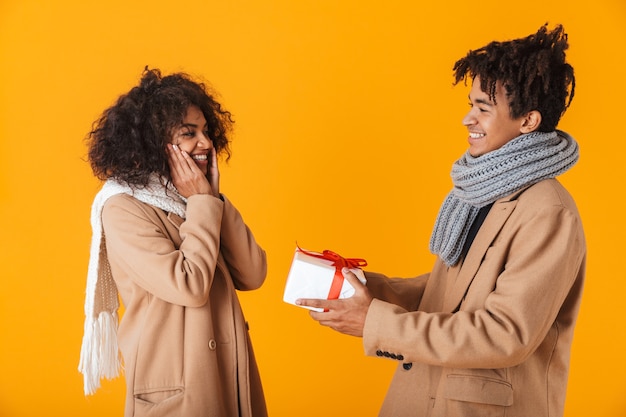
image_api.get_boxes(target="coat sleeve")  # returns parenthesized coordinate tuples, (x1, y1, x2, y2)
(365, 271, 429, 312)
(363, 199, 586, 369)
(102, 193, 222, 307)
(218, 195, 267, 291)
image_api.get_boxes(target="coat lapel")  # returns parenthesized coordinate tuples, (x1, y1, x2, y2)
(167, 212, 184, 229)
(442, 198, 518, 312)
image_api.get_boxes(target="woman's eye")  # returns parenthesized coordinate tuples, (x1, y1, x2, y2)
(182, 130, 195, 137)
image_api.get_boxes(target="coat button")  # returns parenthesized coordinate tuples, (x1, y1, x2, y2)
(402, 363, 412, 370)
(208, 339, 217, 350)
(397, 354, 404, 361)
(376, 350, 383, 357)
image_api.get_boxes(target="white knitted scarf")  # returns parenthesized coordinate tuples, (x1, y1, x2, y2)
(429, 130, 579, 266)
(78, 176, 186, 395)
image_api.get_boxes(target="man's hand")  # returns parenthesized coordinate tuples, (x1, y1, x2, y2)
(297, 269, 373, 337)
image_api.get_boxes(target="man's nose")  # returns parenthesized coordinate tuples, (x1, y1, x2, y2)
(462, 110, 476, 126)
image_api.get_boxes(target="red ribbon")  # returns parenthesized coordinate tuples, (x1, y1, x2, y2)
(296, 245, 368, 302)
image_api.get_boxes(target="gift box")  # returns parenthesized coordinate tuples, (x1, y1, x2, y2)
(283, 246, 367, 312)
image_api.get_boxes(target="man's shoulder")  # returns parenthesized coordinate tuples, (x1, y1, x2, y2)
(512, 179, 579, 214)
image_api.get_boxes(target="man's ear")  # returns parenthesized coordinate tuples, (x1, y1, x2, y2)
(520, 110, 542, 133)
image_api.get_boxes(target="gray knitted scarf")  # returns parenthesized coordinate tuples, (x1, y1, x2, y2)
(429, 130, 579, 266)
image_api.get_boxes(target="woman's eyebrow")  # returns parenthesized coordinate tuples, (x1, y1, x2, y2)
(180, 122, 208, 129)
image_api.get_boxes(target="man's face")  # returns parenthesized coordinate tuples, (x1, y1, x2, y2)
(462, 77, 526, 157)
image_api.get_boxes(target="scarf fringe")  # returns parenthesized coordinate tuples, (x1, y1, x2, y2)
(79, 175, 186, 395)
(78, 311, 122, 395)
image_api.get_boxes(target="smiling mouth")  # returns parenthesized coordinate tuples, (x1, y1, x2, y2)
(469, 132, 485, 139)
(192, 154, 208, 161)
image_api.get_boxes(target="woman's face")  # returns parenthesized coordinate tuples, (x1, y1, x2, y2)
(170, 105, 213, 175)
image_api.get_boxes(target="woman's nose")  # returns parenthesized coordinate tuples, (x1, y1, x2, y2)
(198, 133, 213, 149)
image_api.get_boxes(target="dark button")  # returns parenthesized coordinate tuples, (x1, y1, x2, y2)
(397, 354, 404, 361)
(402, 363, 413, 370)
(383, 351, 391, 357)
(390, 353, 397, 360)
(376, 350, 383, 357)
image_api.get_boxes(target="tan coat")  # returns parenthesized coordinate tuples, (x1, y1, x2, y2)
(102, 193, 267, 417)
(364, 179, 586, 417)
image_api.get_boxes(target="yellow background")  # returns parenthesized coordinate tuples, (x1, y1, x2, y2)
(1, 0, 624, 416)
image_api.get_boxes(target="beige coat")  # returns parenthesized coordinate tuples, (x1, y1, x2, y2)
(364, 179, 586, 417)
(102, 193, 267, 417)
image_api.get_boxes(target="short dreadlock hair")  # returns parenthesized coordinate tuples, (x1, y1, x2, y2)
(453, 24, 575, 132)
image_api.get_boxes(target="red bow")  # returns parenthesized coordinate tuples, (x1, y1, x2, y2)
(296, 245, 367, 302)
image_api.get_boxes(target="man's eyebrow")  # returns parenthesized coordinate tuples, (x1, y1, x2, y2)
(468, 95, 493, 106)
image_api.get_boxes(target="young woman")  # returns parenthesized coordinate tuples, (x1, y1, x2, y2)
(79, 68, 268, 417)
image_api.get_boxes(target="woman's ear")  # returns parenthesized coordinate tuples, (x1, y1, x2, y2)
(520, 110, 542, 133)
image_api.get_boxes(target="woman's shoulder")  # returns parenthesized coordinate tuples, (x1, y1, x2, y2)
(102, 193, 164, 221)
(104, 193, 143, 210)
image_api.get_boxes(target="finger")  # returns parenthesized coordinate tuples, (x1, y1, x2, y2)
(209, 147, 220, 195)
(342, 268, 365, 289)
(210, 147, 218, 172)
(166, 143, 177, 161)
(166, 144, 183, 177)
(308, 309, 332, 321)
(176, 146, 198, 172)
(296, 298, 333, 310)
(170, 144, 200, 172)
(167, 144, 188, 172)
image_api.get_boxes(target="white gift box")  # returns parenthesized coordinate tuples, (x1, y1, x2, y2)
(283, 248, 367, 312)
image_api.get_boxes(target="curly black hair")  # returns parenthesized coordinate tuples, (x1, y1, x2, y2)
(452, 24, 575, 132)
(87, 67, 233, 187)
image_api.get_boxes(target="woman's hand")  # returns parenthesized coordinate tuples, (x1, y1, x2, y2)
(166, 143, 212, 198)
(208, 147, 220, 198)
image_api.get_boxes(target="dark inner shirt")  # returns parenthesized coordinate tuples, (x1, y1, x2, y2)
(461, 203, 494, 259)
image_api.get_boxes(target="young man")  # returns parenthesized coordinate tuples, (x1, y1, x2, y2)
(297, 24, 585, 417)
